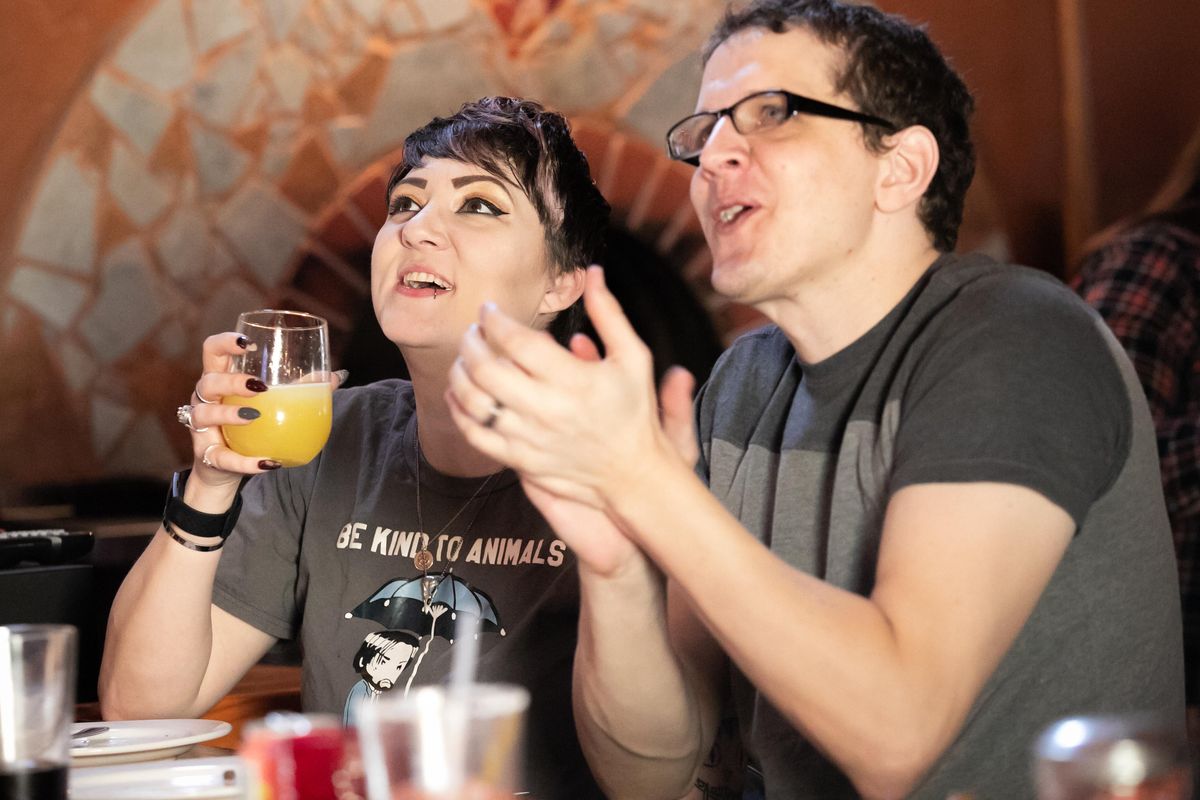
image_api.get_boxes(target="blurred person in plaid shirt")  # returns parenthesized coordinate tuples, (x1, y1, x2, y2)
(1073, 122, 1200, 704)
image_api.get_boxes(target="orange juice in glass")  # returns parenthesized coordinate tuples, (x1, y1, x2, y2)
(222, 310, 332, 468)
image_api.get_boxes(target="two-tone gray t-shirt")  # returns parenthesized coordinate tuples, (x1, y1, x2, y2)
(696, 254, 1185, 798)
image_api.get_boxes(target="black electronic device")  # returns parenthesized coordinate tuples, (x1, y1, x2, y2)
(0, 529, 95, 569)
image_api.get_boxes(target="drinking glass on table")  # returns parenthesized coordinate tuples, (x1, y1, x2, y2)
(240, 713, 351, 800)
(0, 625, 76, 800)
(222, 310, 332, 468)
(1034, 713, 1191, 799)
(357, 684, 529, 800)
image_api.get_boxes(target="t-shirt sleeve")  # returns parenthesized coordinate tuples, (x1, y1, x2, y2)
(889, 274, 1132, 528)
(212, 465, 313, 640)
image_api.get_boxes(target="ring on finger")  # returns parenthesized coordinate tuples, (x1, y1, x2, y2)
(482, 400, 503, 429)
(200, 443, 221, 469)
(194, 381, 215, 404)
(176, 404, 209, 433)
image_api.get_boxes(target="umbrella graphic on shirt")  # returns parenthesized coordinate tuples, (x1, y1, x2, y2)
(343, 574, 505, 642)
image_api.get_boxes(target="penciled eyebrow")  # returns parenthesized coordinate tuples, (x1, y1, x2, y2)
(389, 174, 513, 202)
(451, 174, 514, 197)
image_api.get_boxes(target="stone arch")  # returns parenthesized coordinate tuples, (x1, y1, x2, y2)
(0, 0, 728, 483)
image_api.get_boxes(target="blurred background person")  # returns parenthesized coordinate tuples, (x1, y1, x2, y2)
(1073, 120, 1200, 708)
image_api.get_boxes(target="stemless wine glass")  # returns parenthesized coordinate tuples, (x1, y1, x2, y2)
(357, 684, 529, 800)
(221, 310, 332, 468)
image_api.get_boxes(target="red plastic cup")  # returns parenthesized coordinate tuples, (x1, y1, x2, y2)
(239, 713, 361, 800)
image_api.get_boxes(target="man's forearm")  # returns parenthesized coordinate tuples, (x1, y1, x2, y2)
(602, 455, 1076, 798)
(600, 470, 936, 796)
(573, 556, 717, 800)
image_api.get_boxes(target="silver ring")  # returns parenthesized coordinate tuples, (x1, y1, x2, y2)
(194, 382, 215, 404)
(176, 404, 209, 433)
(201, 443, 220, 468)
(482, 401, 503, 429)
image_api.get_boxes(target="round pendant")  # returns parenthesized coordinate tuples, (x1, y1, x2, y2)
(413, 549, 434, 571)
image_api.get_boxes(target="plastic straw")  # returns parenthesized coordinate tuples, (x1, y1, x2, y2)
(444, 613, 481, 794)
(448, 613, 481, 693)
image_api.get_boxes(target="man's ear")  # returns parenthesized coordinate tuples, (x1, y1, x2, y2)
(539, 265, 587, 314)
(876, 124, 939, 215)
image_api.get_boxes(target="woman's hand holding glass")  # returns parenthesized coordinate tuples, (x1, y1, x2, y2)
(186, 310, 334, 484)
(187, 331, 284, 483)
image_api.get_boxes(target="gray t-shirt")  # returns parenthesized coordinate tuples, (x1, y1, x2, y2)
(696, 254, 1185, 798)
(213, 380, 602, 799)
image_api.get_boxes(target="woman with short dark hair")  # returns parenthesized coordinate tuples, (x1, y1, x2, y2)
(101, 97, 611, 799)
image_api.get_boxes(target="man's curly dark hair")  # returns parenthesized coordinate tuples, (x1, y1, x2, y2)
(705, 0, 975, 252)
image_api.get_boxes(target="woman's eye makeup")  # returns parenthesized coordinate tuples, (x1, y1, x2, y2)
(387, 194, 420, 215)
(459, 197, 507, 216)
(385, 189, 509, 218)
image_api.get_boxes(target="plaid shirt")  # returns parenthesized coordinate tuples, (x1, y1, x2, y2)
(1072, 207, 1200, 697)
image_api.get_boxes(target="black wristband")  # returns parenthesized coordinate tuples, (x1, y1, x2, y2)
(162, 469, 244, 540)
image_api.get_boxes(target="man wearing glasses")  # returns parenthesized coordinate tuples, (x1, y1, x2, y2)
(449, 1, 1185, 797)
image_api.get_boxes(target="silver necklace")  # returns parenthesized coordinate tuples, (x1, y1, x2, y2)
(413, 425, 501, 573)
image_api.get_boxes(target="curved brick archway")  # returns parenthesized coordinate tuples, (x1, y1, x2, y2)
(0, 0, 729, 490)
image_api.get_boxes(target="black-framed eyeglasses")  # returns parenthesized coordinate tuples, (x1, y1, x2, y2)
(666, 89, 898, 166)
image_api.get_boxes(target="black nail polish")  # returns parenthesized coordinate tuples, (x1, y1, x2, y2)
(235, 335, 248, 349)
(258, 460, 282, 470)
(237, 407, 261, 420)
(247, 378, 268, 392)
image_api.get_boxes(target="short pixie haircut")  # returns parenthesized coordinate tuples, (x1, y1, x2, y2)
(388, 97, 611, 341)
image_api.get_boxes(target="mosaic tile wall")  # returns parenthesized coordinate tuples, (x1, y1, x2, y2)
(0, 0, 734, 497)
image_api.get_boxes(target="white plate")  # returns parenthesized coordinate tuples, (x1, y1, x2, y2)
(70, 720, 232, 766)
(69, 756, 247, 799)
